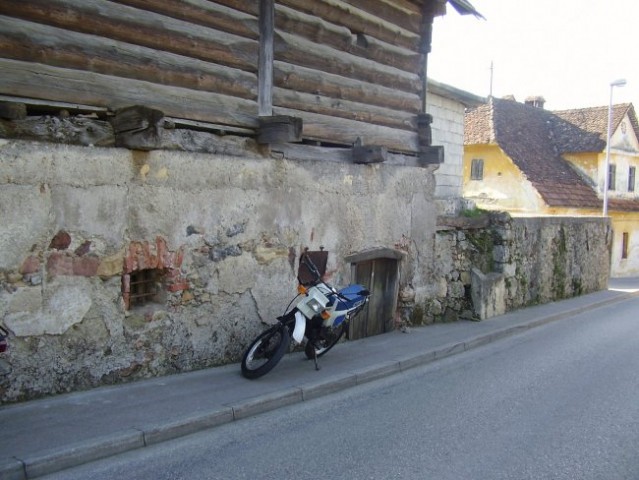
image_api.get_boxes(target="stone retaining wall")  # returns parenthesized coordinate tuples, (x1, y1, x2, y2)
(409, 213, 611, 325)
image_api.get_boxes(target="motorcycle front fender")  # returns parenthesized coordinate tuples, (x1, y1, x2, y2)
(292, 311, 307, 344)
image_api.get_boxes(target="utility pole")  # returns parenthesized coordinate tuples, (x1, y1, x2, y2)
(489, 61, 494, 98)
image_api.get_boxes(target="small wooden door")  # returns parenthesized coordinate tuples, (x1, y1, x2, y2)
(349, 257, 400, 340)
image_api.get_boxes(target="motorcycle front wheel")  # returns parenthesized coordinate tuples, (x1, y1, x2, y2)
(304, 322, 347, 360)
(241, 325, 291, 379)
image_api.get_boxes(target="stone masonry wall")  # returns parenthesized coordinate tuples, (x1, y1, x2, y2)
(0, 139, 439, 402)
(0, 137, 611, 403)
(407, 213, 610, 325)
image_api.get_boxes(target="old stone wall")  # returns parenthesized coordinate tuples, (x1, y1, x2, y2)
(410, 213, 611, 324)
(0, 139, 438, 402)
(0, 136, 612, 403)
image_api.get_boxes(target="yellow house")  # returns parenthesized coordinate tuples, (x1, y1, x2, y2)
(464, 96, 639, 277)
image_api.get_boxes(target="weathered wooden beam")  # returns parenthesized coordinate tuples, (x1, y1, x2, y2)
(257, 115, 303, 144)
(1, 115, 113, 146)
(416, 113, 443, 163)
(275, 5, 422, 73)
(111, 105, 164, 150)
(418, 146, 444, 165)
(273, 106, 419, 153)
(258, 0, 275, 116)
(111, 0, 259, 39)
(0, 0, 259, 72)
(273, 87, 416, 131)
(273, 62, 420, 114)
(352, 144, 388, 164)
(417, 113, 433, 149)
(270, 143, 421, 166)
(277, 0, 420, 51)
(275, 31, 421, 94)
(0, 101, 26, 120)
(0, 17, 258, 101)
(339, 0, 421, 34)
(212, 0, 258, 16)
(0, 58, 260, 129)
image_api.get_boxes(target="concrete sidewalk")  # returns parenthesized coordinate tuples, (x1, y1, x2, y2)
(2, 279, 638, 479)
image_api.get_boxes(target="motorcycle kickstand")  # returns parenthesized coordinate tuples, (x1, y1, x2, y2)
(311, 342, 321, 371)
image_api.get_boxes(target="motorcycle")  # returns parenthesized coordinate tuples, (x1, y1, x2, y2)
(241, 252, 370, 379)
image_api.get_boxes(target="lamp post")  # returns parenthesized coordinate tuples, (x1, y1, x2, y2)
(603, 78, 627, 216)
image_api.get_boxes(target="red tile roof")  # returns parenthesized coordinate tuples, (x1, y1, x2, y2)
(465, 97, 603, 208)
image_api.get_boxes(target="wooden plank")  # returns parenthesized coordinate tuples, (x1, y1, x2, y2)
(0, 16, 258, 100)
(269, 143, 422, 166)
(275, 31, 421, 94)
(0, 58, 260, 129)
(339, 0, 421, 34)
(213, 0, 258, 16)
(274, 62, 421, 114)
(273, 106, 419, 153)
(111, 0, 259, 38)
(0, 94, 109, 114)
(0, 0, 258, 72)
(275, 5, 422, 73)
(277, 0, 421, 51)
(273, 87, 417, 131)
(258, 0, 275, 116)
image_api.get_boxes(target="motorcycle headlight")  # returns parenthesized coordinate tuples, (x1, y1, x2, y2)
(307, 298, 323, 314)
(297, 286, 330, 319)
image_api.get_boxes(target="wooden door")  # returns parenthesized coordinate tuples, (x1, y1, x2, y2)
(349, 258, 399, 340)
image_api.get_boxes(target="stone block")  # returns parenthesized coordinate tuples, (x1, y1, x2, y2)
(470, 268, 506, 320)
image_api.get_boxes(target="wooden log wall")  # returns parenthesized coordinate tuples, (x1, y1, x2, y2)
(0, 0, 431, 153)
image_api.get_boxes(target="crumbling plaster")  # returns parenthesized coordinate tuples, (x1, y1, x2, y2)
(0, 139, 438, 401)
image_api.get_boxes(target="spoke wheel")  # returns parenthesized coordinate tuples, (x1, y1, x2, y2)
(241, 326, 290, 379)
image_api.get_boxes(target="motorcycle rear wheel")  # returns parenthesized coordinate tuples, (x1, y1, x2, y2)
(241, 325, 291, 379)
(304, 322, 347, 359)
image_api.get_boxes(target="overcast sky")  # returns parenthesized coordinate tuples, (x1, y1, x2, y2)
(428, 0, 638, 111)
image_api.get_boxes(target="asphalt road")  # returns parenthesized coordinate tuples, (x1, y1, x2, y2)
(42, 296, 639, 480)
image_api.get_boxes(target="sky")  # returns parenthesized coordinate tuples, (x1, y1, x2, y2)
(428, 0, 638, 111)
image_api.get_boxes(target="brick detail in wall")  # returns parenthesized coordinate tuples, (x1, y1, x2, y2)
(122, 237, 188, 309)
(42, 230, 188, 309)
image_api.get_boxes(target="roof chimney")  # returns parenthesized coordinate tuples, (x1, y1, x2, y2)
(524, 96, 546, 109)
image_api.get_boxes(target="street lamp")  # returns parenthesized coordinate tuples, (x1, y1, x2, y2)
(603, 78, 627, 216)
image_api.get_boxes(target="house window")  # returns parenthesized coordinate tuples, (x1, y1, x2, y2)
(622, 232, 629, 259)
(629, 167, 636, 192)
(608, 164, 616, 191)
(471, 158, 484, 180)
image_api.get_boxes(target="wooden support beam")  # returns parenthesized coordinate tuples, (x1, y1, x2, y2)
(417, 113, 433, 149)
(258, 0, 275, 116)
(352, 144, 388, 164)
(417, 114, 443, 164)
(257, 115, 303, 144)
(419, 145, 444, 165)
(111, 105, 164, 150)
(0, 101, 27, 120)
